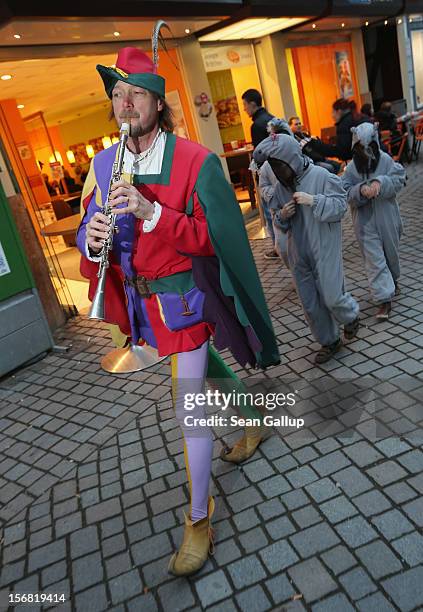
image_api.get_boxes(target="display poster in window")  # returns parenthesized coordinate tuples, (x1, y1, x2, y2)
(335, 51, 354, 99)
(167, 90, 189, 139)
(0, 241, 11, 277)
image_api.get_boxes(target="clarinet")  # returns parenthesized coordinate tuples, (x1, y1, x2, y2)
(88, 122, 129, 320)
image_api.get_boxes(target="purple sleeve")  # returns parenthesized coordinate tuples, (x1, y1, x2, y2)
(76, 188, 98, 256)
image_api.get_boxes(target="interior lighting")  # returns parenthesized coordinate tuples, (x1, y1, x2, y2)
(341, 22, 345, 28)
(17, 104, 24, 109)
(365, 21, 369, 26)
(199, 17, 308, 41)
(185, 28, 191, 34)
(102, 136, 112, 149)
(66, 150, 76, 164)
(86, 145, 95, 158)
(384, 20, 388, 25)
(111, 136, 119, 144)
(114, 31, 120, 37)
(398, 18, 403, 24)
(49, 151, 63, 164)
(312, 23, 317, 29)
(1, 74, 12, 80)
(14, 34, 21, 39)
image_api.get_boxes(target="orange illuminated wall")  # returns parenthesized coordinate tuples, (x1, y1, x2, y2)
(153, 48, 197, 142)
(231, 64, 262, 144)
(291, 42, 361, 138)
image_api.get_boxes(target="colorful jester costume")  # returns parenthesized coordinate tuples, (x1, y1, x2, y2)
(77, 43, 279, 576)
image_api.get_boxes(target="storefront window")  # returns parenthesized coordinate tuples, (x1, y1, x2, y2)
(411, 29, 423, 107)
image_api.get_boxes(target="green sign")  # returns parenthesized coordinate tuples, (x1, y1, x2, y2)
(0, 182, 34, 302)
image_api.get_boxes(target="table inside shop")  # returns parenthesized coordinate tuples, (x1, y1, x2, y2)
(64, 193, 82, 214)
(220, 146, 257, 209)
(41, 213, 80, 237)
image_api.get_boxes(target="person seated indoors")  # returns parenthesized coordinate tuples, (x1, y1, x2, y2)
(342, 122, 405, 320)
(308, 98, 363, 163)
(288, 116, 341, 174)
(360, 103, 374, 122)
(253, 133, 360, 364)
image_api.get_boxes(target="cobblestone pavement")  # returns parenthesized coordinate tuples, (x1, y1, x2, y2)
(0, 163, 422, 612)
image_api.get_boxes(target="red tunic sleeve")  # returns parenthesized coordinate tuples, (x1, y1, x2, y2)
(147, 192, 215, 257)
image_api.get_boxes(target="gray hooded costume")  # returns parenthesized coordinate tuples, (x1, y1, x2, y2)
(342, 123, 405, 304)
(254, 134, 359, 347)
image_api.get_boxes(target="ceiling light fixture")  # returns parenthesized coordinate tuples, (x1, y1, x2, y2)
(312, 23, 316, 29)
(66, 150, 76, 164)
(14, 34, 21, 39)
(384, 20, 388, 25)
(114, 31, 120, 37)
(365, 21, 369, 26)
(17, 104, 24, 109)
(398, 18, 402, 24)
(341, 22, 345, 28)
(199, 17, 308, 41)
(185, 28, 190, 34)
(1, 74, 12, 80)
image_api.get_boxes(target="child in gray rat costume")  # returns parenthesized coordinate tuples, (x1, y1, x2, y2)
(253, 134, 360, 364)
(342, 122, 405, 320)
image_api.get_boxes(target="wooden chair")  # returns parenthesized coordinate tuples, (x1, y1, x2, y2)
(412, 118, 423, 160)
(51, 199, 75, 247)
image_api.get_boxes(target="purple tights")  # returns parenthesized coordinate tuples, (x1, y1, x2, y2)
(171, 340, 213, 522)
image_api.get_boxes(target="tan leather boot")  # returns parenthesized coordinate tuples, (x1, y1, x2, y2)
(168, 497, 215, 576)
(220, 423, 267, 464)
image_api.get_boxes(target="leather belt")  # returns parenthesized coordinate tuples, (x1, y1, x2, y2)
(126, 276, 153, 299)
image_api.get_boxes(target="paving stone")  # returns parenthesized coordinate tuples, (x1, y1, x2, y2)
(256, 498, 285, 521)
(131, 533, 172, 565)
(402, 497, 423, 527)
(320, 495, 358, 523)
(157, 579, 195, 612)
(85, 498, 122, 524)
(126, 593, 158, 612)
(42, 560, 67, 587)
(72, 551, 104, 593)
(290, 522, 339, 557)
(70, 526, 100, 558)
(288, 558, 337, 603)
(382, 566, 423, 611)
(343, 441, 383, 467)
(280, 489, 310, 509)
(397, 449, 423, 473)
(371, 508, 414, 540)
(213, 538, 242, 563)
(286, 466, 318, 488)
(339, 567, 377, 600)
(226, 486, 263, 512)
(335, 516, 378, 548)
(232, 508, 260, 532)
(391, 532, 423, 566)
(109, 569, 143, 605)
(332, 466, 373, 497)
(356, 540, 403, 579)
(305, 478, 340, 503)
(375, 437, 412, 457)
(353, 490, 392, 517)
(291, 505, 321, 528)
(239, 527, 268, 554)
(236, 585, 271, 612)
(74, 584, 108, 612)
(265, 515, 296, 540)
(321, 545, 357, 575)
(195, 569, 233, 608)
(265, 573, 295, 605)
(311, 451, 351, 477)
(256, 539, 299, 575)
(384, 482, 418, 504)
(356, 592, 397, 612)
(257, 474, 291, 498)
(227, 555, 267, 589)
(242, 458, 275, 482)
(366, 461, 408, 486)
(312, 593, 355, 612)
(28, 539, 66, 572)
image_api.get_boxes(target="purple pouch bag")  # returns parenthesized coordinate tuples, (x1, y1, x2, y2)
(156, 287, 205, 331)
